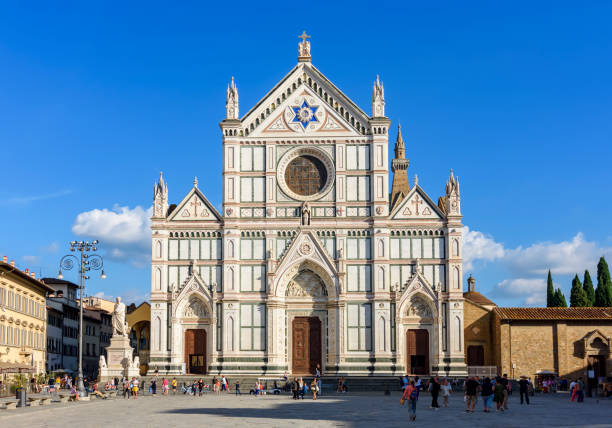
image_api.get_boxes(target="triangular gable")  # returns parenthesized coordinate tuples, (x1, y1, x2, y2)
(275, 229, 338, 280)
(172, 271, 214, 318)
(168, 187, 222, 222)
(390, 186, 445, 220)
(242, 63, 369, 137)
(397, 270, 438, 311)
(251, 86, 360, 137)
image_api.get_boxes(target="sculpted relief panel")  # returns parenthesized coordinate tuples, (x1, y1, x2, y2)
(184, 298, 208, 318)
(286, 270, 327, 297)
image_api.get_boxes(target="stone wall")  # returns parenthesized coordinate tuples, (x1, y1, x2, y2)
(463, 300, 495, 365)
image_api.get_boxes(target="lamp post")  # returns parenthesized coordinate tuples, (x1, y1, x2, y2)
(57, 240, 106, 396)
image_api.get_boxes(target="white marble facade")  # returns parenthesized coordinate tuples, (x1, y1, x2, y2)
(148, 36, 467, 377)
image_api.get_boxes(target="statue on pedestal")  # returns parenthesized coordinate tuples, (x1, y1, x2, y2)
(112, 297, 129, 337)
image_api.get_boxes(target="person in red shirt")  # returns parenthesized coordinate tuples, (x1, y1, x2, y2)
(401, 380, 418, 421)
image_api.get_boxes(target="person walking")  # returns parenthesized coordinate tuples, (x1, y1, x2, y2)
(519, 376, 530, 404)
(577, 377, 584, 402)
(198, 378, 204, 396)
(464, 376, 479, 413)
(162, 378, 169, 396)
(311, 378, 318, 400)
(292, 378, 299, 399)
(401, 379, 418, 422)
(123, 378, 130, 399)
(235, 379, 241, 396)
(481, 377, 493, 412)
(501, 374, 509, 410)
(440, 378, 452, 407)
(430, 377, 440, 409)
(494, 378, 505, 411)
(151, 378, 157, 396)
(132, 377, 139, 399)
(171, 377, 177, 395)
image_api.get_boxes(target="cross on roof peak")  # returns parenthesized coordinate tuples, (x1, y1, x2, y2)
(299, 31, 310, 43)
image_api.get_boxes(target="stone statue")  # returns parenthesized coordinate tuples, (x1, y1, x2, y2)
(112, 297, 129, 337)
(132, 356, 140, 369)
(301, 202, 311, 226)
(298, 31, 311, 58)
(99, 355, 107, 368)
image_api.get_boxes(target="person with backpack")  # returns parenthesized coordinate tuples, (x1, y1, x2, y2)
(401, 379, 419, 421)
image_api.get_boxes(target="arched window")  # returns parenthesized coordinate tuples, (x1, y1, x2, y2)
(378, 239, 384, 257)
(378, 266, 385, 290)
(454, 267, 460, 289)
(454, 316, 462, 351)
(377, 317, 386, 352)
(155, 268, 162, 290)
(155, 316, 162, 351)
(228, 240, 234, 258)
(226, 316, 235, 351)
(228, 267, 235, 291)
(453, 239, 460, 257)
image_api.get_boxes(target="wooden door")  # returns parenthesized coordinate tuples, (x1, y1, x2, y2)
(406, 329, 429, 375)
(292, 317, 321, 374)
(467, 345, 485, 366)
(185, 329, 207, 374)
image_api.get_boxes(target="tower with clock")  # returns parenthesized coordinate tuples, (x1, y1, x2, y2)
(148, 33, 467, 379)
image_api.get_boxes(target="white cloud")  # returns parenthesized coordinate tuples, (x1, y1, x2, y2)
(93, 290, 150, 305)
(4, 189, 72, 204)
(494, 278, 548, 306)
(462, 226, 505, 270)
(464, 229, 612, 306)
(72, 205, 152, 267)
(504, 233, 612, 276)
(42, 242, 59, 253)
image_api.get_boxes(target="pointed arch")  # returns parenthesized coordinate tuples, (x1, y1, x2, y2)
(155, 241, 162, 259)
(454, 316, 462, 351)
(226, 316, 235, 351)
(453, 267, 460, 290)
(155, 316, 162, 351)
(227, 267, 235, 291)
(453, 239, 460, 257)
(154, 267, 162, 291)
(377, 239, 384, 257)
(378, 266, 385, 290)
(377, 316, 386, 352)
(228, 240, 235, 258)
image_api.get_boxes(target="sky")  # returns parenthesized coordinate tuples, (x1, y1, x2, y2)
(0, 1, 611, 306)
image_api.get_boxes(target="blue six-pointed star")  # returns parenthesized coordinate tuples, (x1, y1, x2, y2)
(292, 100, 319, 129)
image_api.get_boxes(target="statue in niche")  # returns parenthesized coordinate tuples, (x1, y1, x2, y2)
(301, 202, 311, 226)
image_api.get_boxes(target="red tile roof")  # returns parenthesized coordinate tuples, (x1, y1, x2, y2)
(463, 291, 497, 307)
(493, 307, 612, 321)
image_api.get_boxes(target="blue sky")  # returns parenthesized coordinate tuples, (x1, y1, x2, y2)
(1, 1, 610, 306)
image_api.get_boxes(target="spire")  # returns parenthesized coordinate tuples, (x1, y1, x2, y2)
(390, 124, 410, 210)
(467, 274, 475, 292)
(153, 172, 169, 218)
(193, 176, 198, 188)
(394, 124, 405, 158)
(225, 77, 239, 120)
(372, 75, 385, 117)
(443, 168, 461, 215)
(298, 31, 311, 62)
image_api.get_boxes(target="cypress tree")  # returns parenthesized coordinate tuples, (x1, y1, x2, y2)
(546, 270, 555, 307)
(570, 275, 588, 307)
(595, 256, 612, 307)
(582, 270, 595, 306)
(554, 288, 568, 307)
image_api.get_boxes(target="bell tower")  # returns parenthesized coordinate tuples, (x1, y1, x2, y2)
(390, 125, 410, 210)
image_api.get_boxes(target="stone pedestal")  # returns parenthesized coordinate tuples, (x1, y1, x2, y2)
(99, 336, 139, 381)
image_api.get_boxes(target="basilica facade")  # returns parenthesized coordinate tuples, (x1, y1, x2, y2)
(149, 35, 467, 377)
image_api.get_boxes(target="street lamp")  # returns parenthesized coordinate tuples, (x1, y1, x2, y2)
(56, 240, 106, 396)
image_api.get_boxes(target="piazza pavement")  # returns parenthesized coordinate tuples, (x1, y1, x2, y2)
(1, 390, 611, 427)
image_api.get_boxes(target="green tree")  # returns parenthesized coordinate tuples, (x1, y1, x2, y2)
(570, 275, 589, 307)
(582, 270, 595, 306)
(595, 256, 612, 307)
(553, 288, 568, 307)
(546, 270, 555, 307)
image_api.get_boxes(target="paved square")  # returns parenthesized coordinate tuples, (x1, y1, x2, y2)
(1, 391, 611, 427)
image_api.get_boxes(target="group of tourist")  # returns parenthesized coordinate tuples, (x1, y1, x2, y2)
(400, 373, 534, 421)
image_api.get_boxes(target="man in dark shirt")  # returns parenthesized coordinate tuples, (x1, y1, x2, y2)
(501, 374, 509, 409)
(519, 376, 530, 404)
(430, 377, 441, 408)
(465, 376, 479, 413)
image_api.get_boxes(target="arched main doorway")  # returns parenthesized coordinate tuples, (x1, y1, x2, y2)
(406, 329, 429, 375)
(185, 329, 207, 374)
(286, 268, 326, 375)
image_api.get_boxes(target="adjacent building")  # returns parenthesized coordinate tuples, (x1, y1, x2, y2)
(149, 36, 467, 377)
(463, 275, 612, 388)
(0, 257, 53, 375)
(126, 302, 151, 375)
(42, 278, 80, 374)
